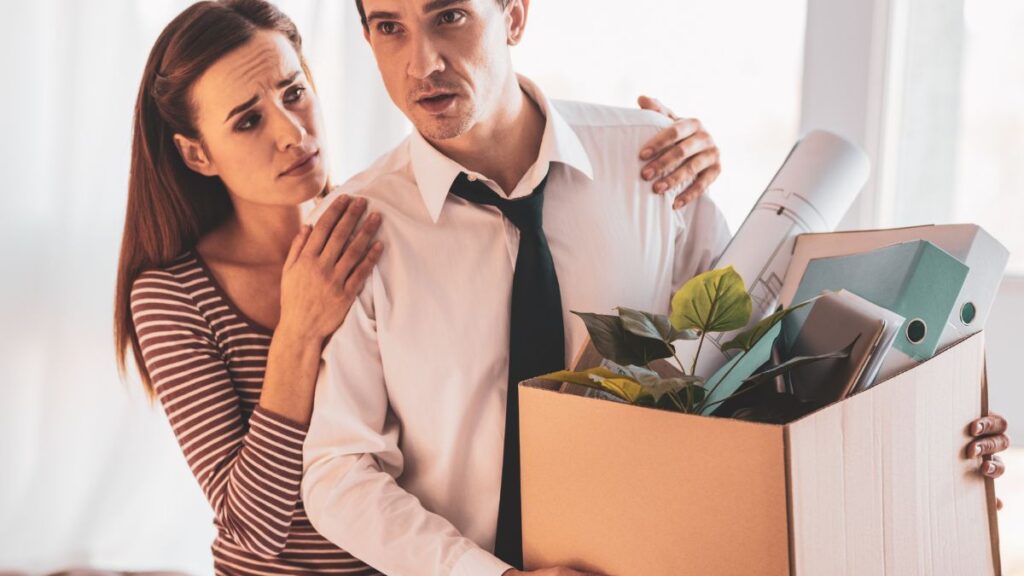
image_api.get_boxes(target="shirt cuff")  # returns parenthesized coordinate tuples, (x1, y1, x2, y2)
(450, 547, 513, 576)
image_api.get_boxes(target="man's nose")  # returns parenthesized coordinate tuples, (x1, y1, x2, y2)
(407, 33, 445, 80)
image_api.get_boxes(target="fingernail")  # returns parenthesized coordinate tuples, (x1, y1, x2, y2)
(986, 461, 996, 474)
(974, 444, 983, 456)
(640, 148, 654, 160)
(654, 181, 668, 193)
(975, 421, 985, 435)
(642, 168, 654, 180)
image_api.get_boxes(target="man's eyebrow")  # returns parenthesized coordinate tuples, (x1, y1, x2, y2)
(365, 10, 401, 25)
(423, 0, 469, 13)
(223, 71, 302, 123)
(366, 0, 469, 24)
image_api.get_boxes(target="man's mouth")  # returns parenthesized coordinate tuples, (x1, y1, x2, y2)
(416, 93, 457, 114)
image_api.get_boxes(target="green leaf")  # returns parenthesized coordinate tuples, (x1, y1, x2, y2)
(721, 301, 812, 353)
(617, 307, 698, 343)
(572, 311, 675, 366)
(539, 367, 643, 403)
(741, 337, 857, 387)
(670, 266, 753, 334)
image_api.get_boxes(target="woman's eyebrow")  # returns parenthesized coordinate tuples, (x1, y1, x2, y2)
(223, 71, 302, 123)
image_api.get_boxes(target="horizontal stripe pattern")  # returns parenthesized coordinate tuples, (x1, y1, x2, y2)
(132, 252, 378, 576)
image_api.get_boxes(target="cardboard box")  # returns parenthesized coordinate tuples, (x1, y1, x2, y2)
(519, 332, 1001, 575)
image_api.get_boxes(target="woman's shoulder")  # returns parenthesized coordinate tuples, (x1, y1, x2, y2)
(130, 250, 207, 307)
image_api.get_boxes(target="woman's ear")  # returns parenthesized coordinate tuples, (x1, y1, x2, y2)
(507, 0, 529, 46)
(173, 133, 218, 177)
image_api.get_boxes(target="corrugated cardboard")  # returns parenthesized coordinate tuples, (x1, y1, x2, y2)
(520, 332, 999, 575)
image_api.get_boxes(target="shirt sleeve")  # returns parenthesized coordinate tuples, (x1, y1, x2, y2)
(671, 194, 733, 292)
(131, 271, 307, 557)
(301, 271, 512, 576)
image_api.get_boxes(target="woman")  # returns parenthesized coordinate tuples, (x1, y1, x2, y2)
(114, 1, 724, 574)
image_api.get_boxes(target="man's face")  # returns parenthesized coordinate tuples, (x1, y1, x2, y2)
(361, 0, 517, 141)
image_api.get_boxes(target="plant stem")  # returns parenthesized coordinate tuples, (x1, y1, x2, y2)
(695, 347, 746, 415)
(668, 353, 694, 411)
(699, 375, 772, 411)
(690, 331, 707, 376)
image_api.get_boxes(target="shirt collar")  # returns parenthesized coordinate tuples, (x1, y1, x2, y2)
(409, 74, 594, 224)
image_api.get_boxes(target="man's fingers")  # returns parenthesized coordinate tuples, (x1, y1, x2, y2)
(971, 414, 1009, 437)
(981, 454, 1005, 479)
(655, 147, 719, 195)
(320, 197, 369, 264)
(639, 117, 701, 162)
(305, 195, 353, 256)
(674, 164, 721, 209)
(967, 433, 1011, 458)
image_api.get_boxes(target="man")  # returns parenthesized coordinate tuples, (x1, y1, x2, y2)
(302, 1, 1010, 575)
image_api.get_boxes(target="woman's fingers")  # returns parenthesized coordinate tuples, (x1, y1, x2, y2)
(334, 213, 382, 280)
(285, 225, 312, 270)
(343, 241, 384, 296)
(305, 195, 353, 256)
(320, 197, 369, 264)
(673, 163, 722, 209)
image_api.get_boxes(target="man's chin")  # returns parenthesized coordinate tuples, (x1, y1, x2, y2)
(412, 113, 473, 142)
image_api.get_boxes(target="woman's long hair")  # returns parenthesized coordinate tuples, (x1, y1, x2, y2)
(115, 0, 313, 394)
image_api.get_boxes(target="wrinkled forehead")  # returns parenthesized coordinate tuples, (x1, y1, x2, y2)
(361, 0, 495, 20)
(191, 31, 304, 125)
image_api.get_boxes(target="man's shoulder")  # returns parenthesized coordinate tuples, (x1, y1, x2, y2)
(310, 137, 415, 222)
(552, 99, 672, 133)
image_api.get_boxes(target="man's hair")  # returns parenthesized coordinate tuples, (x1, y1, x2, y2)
(354, 0, 511, 29)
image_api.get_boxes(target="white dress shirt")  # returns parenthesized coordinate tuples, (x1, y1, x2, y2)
(302, 77, 732, 576)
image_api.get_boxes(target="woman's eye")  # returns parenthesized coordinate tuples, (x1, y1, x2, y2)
(438, 10, 465, 25)
(284, 85, 306, 104)
(236, 114, 260, 132)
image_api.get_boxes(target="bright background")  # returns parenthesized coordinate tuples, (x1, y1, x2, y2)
(0, 0, 1020, 574)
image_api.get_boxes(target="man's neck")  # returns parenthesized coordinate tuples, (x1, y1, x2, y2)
(430, 76, 546, 197)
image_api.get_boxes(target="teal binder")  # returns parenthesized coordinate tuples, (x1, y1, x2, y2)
(785, 240, 969, 361)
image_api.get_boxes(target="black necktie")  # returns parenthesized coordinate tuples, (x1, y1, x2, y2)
(449, 172, 566, 569)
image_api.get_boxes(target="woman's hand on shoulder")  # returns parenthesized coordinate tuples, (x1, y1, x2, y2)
(637, 95, 722, 209)
(278, 194, 383, 343)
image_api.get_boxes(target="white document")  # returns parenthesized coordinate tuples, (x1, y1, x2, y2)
(676, 130, 871, 378)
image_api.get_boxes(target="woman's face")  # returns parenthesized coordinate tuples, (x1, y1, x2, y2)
(175, 31, 328, 208)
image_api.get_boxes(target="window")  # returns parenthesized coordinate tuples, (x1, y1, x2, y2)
(514, 0, 809, 232)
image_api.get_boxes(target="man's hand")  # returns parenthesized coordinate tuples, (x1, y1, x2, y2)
(966, 413, 1010, 509)
(636, 95, 722, 209)
(503, 568, 603, 576)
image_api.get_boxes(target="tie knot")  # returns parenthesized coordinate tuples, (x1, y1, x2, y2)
(449, 172, 548, 231)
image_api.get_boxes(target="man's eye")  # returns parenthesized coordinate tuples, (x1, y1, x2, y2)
(438, 10, 465, 25)
(377, 21, 400, 35)
(284, 85, 306, 104)
(236, 114, 260, 132)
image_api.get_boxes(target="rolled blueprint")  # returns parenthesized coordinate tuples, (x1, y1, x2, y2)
(678, 129, 871, 379)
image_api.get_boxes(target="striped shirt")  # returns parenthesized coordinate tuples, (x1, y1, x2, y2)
(131, 250, 379, 576)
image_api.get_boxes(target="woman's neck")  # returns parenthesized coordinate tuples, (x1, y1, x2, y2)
(203, 198, 305, 266)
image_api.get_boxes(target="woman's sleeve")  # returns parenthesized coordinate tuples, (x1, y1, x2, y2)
(130, 270, 307, 557)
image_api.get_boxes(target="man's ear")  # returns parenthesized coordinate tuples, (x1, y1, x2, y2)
(507, 0, 529, 46)
(173, 133, 218, 177)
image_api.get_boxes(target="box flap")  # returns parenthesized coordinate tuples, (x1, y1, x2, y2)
(786, 332, 996, 575)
